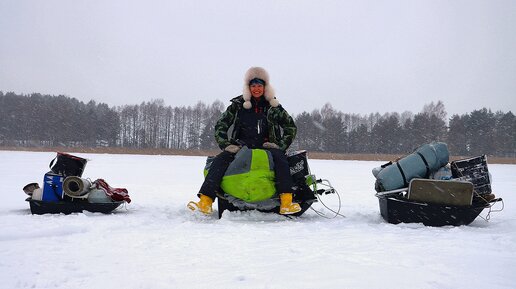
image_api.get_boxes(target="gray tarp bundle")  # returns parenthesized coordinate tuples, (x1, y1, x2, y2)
(373, 142, 449, 192)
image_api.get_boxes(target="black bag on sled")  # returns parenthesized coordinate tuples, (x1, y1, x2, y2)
(49, 152, 88, 177)
(451, 155, 492, 195)
(287, 150, 310, 185)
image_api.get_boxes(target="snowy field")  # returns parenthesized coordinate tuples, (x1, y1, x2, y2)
(0, 150, 514, 289)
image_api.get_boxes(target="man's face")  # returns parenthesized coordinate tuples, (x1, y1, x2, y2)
(250, 84, 264, 98)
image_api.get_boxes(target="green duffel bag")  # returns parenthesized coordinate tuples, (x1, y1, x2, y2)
(204, 147, 276, 202)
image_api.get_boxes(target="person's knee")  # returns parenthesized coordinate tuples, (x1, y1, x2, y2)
(269, 150, 288, 163)
(267, 147, 285, 157)
(214, 150, 235, 162)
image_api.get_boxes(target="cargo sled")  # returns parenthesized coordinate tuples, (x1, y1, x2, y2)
(204, 148, 337, 219)
(372, 142, 503, 226)
(23, 152, 130, 215)
(376, 178, 502, 226)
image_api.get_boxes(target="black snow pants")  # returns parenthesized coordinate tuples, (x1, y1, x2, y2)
(198, 148, 293, 200)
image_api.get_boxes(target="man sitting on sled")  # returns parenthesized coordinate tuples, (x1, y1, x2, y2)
(188, 67, 300, 215)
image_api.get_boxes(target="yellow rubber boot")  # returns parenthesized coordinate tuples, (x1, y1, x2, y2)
(279, 193, 301, 215)
(187, 194, 214, 215)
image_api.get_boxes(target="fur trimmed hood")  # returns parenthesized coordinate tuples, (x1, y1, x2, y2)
(242, 67, 279, 109)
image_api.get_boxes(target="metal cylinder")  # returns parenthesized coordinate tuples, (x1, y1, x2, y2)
(63, 176, 91, 198)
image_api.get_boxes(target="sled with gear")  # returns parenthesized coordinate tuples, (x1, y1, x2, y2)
(200, 147, 339, 219)
(23, 152, 130, 215)
(373, 142, 503, 226)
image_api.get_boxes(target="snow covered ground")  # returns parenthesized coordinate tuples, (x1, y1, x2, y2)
(0, 150, 514, 289)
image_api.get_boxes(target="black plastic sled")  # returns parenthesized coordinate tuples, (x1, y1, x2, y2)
(375, 179, 502, 227)
(215, 150, 335, 219)
(376, 193, 501, 226)
(26, 197, 123, 215)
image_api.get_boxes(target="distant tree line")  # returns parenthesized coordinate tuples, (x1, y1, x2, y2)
(293, 102, 515, 157)
(0, 92, 119, 147)
(1, 91, 514, 157)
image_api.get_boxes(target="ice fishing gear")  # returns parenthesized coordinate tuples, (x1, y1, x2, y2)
(24, 152, 130, 215)
(373, 143, 503, 226)
(63, 176, 92, 198)
(451, 155, 492, 195)
(407, 179, 474, 206)
(373, 142, 449, 192)
(49, 152, 88, 177)
(22, 183, 40, 196)
(40, 173, 65, 202)
(376, 180, 502, 226)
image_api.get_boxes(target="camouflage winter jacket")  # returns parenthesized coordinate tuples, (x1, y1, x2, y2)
(215, 95, 297, 151)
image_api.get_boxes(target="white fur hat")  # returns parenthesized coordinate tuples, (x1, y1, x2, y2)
(242, 67, 279, 109)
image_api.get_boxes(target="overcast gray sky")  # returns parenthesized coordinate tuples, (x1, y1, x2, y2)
(1, 0, 515, 116)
